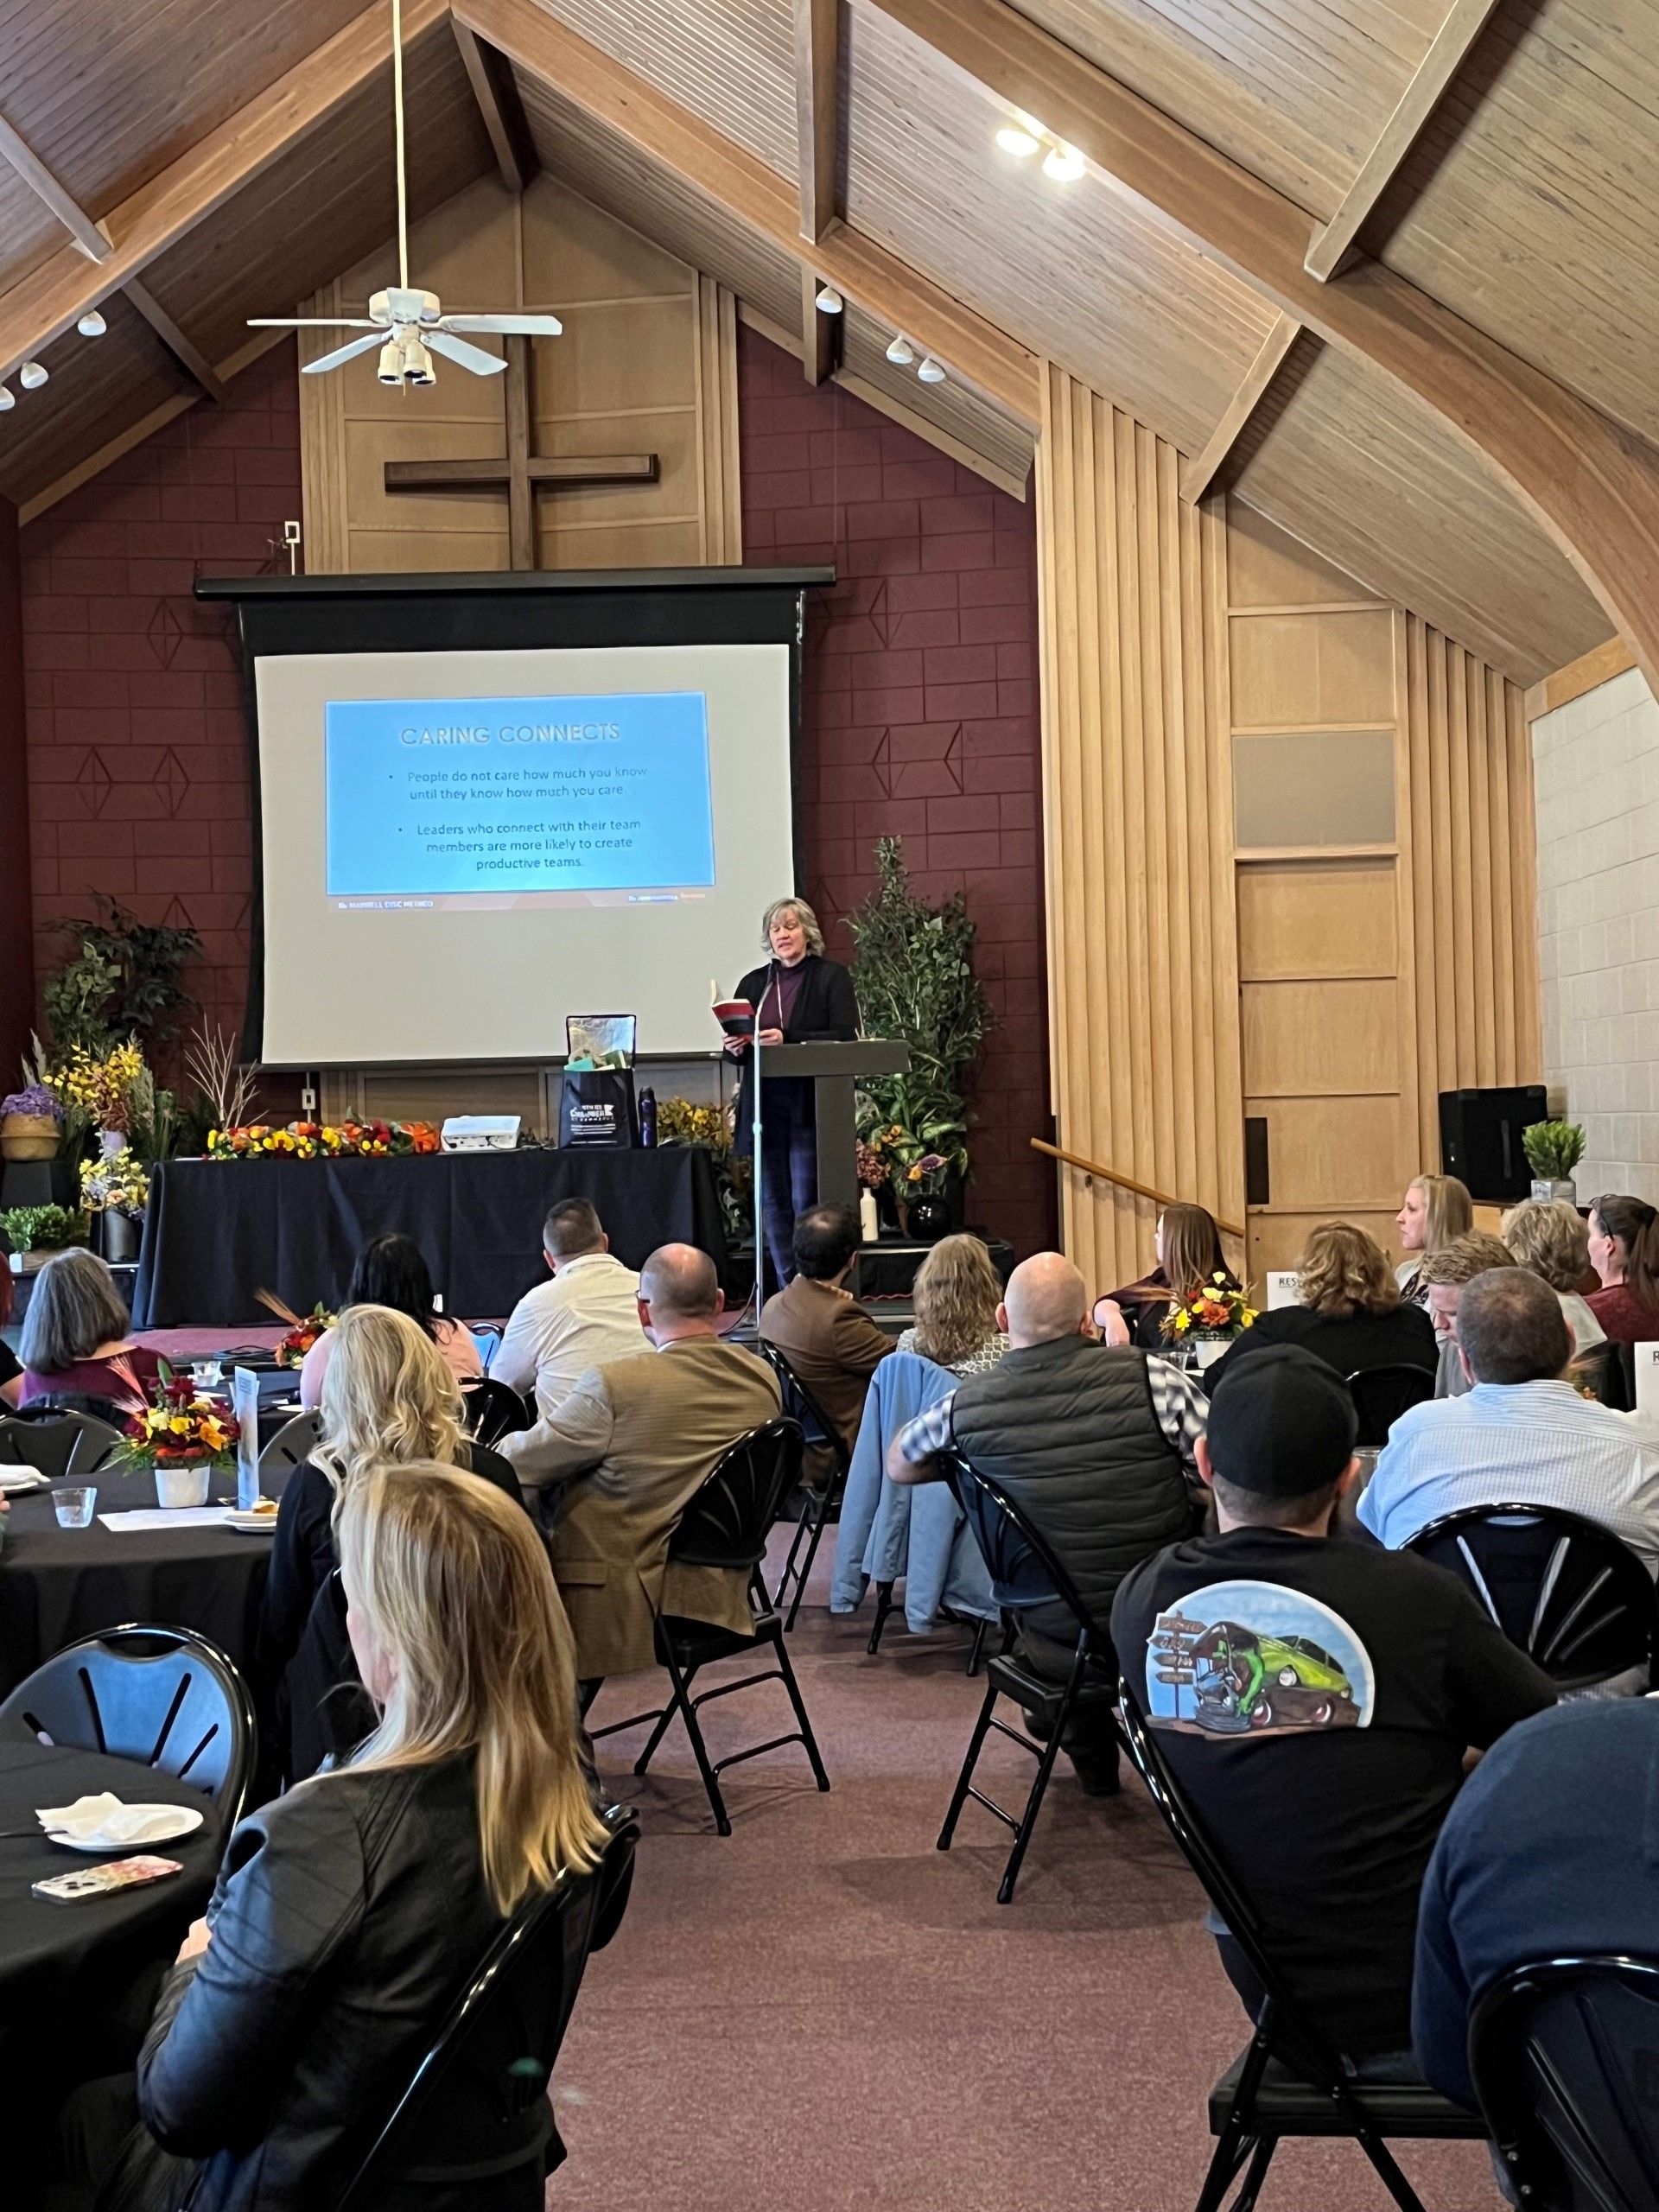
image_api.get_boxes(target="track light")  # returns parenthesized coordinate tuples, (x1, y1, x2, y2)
(814, 285, 843, 315)
(885, 334, 915, 366)
(995, 126, 1039, 157)
(18, 360, 47, 389)
(1042, 143, 1085, 183)
(0, 387, 13, 412)
(917, 356, 945, 384)
(76, 309, 107, 338)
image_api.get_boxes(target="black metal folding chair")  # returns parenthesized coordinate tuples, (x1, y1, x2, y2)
(1119, 1689, 1486, 2212)
(1345, 1363, 1434, 1447)
(0, 1408, 122, 1481)
(1406, 1503, 1658, 1691)
(461, 1376, 535, 1450)
(756, 1342, 851, 1630)
(257, 1406, 321, 1497)
(937, 1451, 1122, 1904)
(337, 1804, 639, 2210)
(588, 1418, 830, 1835)
(1470, 1954, 1659, 2211)
(0, 1623, 257, 1825)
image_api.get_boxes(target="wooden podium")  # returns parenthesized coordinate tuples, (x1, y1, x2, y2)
(758, 1040, 911, 1211)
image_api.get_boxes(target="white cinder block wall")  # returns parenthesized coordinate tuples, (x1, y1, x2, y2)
(1532, 665, 1659, 1203)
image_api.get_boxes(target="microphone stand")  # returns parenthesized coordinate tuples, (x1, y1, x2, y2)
(747, 957, 775, 1324)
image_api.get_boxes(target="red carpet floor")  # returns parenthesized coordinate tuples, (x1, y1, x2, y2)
(558, 1535, 1501, 2212)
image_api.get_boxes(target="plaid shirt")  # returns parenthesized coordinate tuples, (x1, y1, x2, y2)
(893, 1348, 1207, 1470)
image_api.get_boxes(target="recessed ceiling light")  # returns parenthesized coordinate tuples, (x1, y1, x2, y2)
(76, 309, 107, 338)
(995, 126, 1039, 158)
(885, 334, 915, 365)
(1042, 143, 1086, 183)
(917, 357, 946, 384)
(0, 387, 14, 411)
(814, 285, 843, 315)
(18, 360, 48, 389)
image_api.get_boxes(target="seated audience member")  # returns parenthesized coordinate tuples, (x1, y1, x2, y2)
(17, 1248, 162, 1408)
(73, 1461, 613, 2212)
(1418, 1231, 1516, 1399)
(299, 1231, 481, 1411)
(1414, 1698, 1659, 2110)
(1501, 1197, 1606, 1351)
(0, 1265, 22, 1407)
(499, 1244, 781, 1681)
(489, 1198, 644, 1421)
(1205, 1222, 1435, 1393)
(1586, 1192, 1659, 1344)
(1395, 1173, 1475, 1305)
(760, 1202, 893, 1460)
(1094, 1202, 1234, 1348)
(1357, 1268, 1659, 1570)
(1112, 1347, 1554, 2068)
(263, 1305, 523, 1780)
(890, 1251, 1203, 1793)
(894, 1231, 1010, 1377)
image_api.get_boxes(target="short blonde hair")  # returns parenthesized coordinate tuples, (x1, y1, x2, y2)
(1418, 1230, 1516, 1288)
(911, 1233, 1003, 1367)
(1408, 1174, 1474, 1254)
(314, 1305, 464, 1504)
(334, 1462, 608, 1913)
(761, 896, 825, 957)
(1502, 1198, 1591, 1293)
(1296, 1222, 1399, 1318)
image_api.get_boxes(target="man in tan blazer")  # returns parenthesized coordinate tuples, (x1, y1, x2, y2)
(760, 1202, 893, 1465)
(500, 1243, 781, 1681)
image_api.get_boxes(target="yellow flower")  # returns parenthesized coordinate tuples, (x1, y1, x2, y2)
(168, 1414, 189, 1435)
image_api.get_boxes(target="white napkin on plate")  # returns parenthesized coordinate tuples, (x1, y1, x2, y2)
(36, 1792, 198, 1846)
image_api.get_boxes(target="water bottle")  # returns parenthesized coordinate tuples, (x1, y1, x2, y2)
(859, 1186, 880, 1243)
(639, 1087, 657, 1148)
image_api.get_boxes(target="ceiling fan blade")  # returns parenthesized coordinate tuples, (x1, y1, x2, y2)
(440, 313, 563, 336)
(301, 332, 389, 375)
(425, 331, 509, 376)
(246, 317, 378, 328)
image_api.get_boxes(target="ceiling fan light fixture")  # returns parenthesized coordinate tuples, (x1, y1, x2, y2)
(814, 285, 844, 315)
(917, 356, 946, 384)
(377, 337, 404, 386)
(18, 360, 47, 389)
(1042, 143, 1086, 182)
(76, 309, 107, 339)
(401, 334, 436, 385)
(885, 334, 915, 365)
(995, 126, 1040, 158)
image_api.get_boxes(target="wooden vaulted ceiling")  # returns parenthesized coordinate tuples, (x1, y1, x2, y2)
(0, 0, 1652, 686)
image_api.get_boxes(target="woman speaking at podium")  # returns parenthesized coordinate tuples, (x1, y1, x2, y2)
(725, 895, 859, 1287)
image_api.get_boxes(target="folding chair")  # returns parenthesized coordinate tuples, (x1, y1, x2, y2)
(1345, 1363, 1434, 1448)
(756, 1341, 851, 1630)
(1119, 1690, 1486, 2212)
(0, 1408, 122, 1481)
(461, 1376, 535, 1451)
(588, 1418, 830, 1835)
(337, 1804, 639, 2209)
(257, 1407, 321, 1497)
(936, 1451, 1122, 1903)
(1470, 1954, 1659, 2211)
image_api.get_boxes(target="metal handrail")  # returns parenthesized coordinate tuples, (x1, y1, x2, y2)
(1029, 1136, 1246, 1239)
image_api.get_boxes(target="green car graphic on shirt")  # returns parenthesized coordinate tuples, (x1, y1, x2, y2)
(1189, 1622, 1357, 1732)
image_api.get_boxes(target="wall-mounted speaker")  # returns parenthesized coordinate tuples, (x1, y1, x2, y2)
(1438, 1084, 1548, 1203)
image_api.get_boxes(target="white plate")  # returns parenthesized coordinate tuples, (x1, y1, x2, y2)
(47, 1805, 205, 1852)
(226, 1510, 279, 1533)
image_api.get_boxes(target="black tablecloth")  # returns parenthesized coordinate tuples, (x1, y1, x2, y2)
(0, 1480, 273, 1696)
(132, 1146, 728, 1326)
(0, 1739, 221, 2026)
(849, 1234, 1016, 1301)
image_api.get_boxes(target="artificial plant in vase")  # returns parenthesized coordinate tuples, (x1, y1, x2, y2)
(1522, 1119, 1586, 1203)
(845, 837, 992, 1220)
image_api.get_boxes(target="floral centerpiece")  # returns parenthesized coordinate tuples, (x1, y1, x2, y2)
(207, 1118, 441, 1160)
(58, 1039, 146, 1148)
(861, 1121, 958, 1240)
(1162, 1273, 1259, 1370)
(108, 1355, 240, 1510)
(1, 1080, 64, 1161)
(257, 1291, 337, 1368)
(80, 1147, 149, 1217)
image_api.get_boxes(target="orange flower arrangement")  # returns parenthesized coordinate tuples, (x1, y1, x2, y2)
(207, 1118, 440, 1160)
(107, 1356, 240, 1476)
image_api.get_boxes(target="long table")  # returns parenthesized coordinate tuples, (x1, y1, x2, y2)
(131, 1147, 727, 1326)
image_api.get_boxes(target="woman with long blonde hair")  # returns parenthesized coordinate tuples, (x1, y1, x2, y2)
(896, 1233, 1008, 1375)
(127, 1463, 616, 2212)
(1395, 1173, 1474, 1303)
(1205, 1220, 1436, 1390)
(263, 1305, 523, 1780)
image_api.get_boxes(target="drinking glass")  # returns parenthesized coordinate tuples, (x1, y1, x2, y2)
(191, 1358, 223, 1389)
(54, 1487, 97, 1529)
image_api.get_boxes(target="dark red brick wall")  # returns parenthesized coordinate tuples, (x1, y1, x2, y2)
(739, 326, 1054, 1251)
(0, 497, 34, 1087)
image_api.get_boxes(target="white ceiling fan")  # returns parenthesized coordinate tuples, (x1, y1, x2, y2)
(248, 0, 559, 385)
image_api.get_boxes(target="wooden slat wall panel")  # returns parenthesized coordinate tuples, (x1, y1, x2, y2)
(695, 276, 744, 563)
(1038, 363, 1243, 1287)
(1402, 612, 1541, 1163)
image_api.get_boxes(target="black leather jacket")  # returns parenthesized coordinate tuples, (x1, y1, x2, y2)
(137, 1755, 519, 2212)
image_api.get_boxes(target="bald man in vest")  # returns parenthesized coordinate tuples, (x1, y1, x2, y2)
(889, 1250, 1204, 1791)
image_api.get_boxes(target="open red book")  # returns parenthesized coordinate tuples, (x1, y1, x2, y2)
(713, 998, 755, 1040)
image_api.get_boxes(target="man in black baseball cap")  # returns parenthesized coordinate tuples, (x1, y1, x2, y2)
(1112, 1344, 1554, 2073)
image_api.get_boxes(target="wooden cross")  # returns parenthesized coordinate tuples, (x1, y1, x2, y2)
(383, 334, 658, 570)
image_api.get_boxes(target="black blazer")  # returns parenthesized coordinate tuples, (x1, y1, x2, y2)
(732, 953, 860, 1137)
(1204, 1301, 1439, 1394)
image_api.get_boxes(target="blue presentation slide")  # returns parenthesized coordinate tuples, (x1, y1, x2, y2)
(324, 692, 715, 898)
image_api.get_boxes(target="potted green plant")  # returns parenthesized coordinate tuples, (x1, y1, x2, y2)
(0, 1203, 84, 1272)
(1522, 1120, 1586, 1204)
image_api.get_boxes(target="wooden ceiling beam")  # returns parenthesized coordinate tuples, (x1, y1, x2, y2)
(1305, 0, 1503, 282)
(801, 266, 840, 384)
(1181, 313, 1301, 504)
(452, 20, 537, 194)
(453, 0, 1039, 423)
(124, 279, 228, 403)
(0, 111, 111, 260)
(794, 0, 841, 245)
(862, 0, 1659, 693)
(0, 0, 449, 387)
